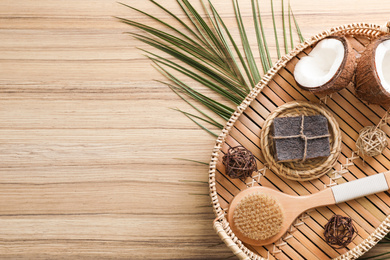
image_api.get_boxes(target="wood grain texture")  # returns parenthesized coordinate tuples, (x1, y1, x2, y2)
(0, 0, 390, 259)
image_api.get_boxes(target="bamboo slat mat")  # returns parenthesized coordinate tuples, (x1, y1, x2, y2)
(211, 24, 390, 260)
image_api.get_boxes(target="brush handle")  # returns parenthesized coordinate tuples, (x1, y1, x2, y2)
(331, 171, 390, 203)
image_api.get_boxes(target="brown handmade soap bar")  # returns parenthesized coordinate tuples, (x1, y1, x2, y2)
(272, 115, 331, 162)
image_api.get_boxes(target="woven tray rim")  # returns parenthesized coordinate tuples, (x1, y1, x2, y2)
(209, 22, 390, 260)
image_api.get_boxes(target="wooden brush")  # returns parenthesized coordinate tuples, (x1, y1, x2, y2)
(228, 171, 390, 246)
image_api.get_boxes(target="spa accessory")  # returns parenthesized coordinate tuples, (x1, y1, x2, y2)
(272, 114, 331, 162)
(228, 171, 390, 246)
(356, 126, 388, 157)
(324, 214, 358, 249)
(223, 146, 257, 179)
(260, 101, 341, 181)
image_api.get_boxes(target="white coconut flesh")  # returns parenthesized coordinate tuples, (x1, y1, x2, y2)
(375, 40, 390, 93)
(294, 38, 345, 88)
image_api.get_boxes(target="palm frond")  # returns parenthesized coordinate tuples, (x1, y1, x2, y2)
(290, 4, 304, 42)
(177, 0, 224, 58)
(146, 52, 245, 104)
(288, 0, 294, 49)
(153, 62, 234, 121)
(117, 2, 207, 49)
(232, 0, 261, 84)
(118, 0, 304, 132)
(270, 0, 281, 59)
(253, 0, 273, 69)
(208, 0, 255, 90)
(282, 0, 288, 54)
(173, 108, 223, 129)
(168, 86, 224, 129)
(178, 109, 219, 137)
(251, 0, 269, 73)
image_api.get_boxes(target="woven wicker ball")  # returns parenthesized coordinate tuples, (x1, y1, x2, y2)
(356, 126, 388, 157)
(324, 215, 357, 249)
(222, 146, 257, 179)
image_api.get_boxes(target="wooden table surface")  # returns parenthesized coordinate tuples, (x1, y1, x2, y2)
(1, 0, 390, 259)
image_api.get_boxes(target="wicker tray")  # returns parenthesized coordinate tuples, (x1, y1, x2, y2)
(209, 22, 390, 260)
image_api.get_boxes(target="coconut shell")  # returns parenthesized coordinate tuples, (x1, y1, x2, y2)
(355, 35, 390, 105)
(295, 35, 356, 95)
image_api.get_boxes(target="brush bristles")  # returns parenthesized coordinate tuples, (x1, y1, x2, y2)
(233, 192, 284, 241)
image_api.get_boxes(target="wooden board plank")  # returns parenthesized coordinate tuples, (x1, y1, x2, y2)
(3, 0, 390, 259)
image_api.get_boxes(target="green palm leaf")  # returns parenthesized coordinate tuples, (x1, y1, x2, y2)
(288, 1, 294, 49)
(270, 0, 281, 59)
(290, 4, 304, 43)
(253, 0, 273, 70)
(282, 0, 288, 54)
(118, 0, 304, 133)
(207, 1, 254, 90)
(232, 0, 261, 84)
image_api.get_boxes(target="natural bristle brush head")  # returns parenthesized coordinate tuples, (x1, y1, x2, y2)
(232, 192, 284, 241)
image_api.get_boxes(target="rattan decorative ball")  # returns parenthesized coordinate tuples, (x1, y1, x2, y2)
(233, 192, 284, 241)
(324, 215, 357, 249)
(356, 126, 388, 157)
(222, 146, 257, 179)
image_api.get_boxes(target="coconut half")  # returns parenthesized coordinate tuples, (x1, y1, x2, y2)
(293, 36, 356, 95)
(355, 35, 390, 105)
